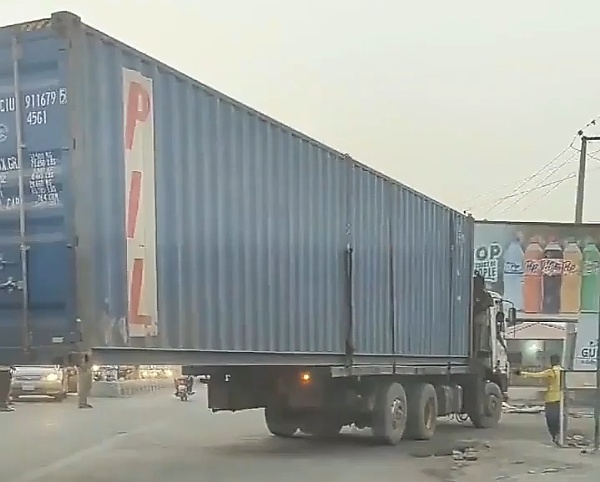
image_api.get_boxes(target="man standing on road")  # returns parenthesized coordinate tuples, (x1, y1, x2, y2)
(0, 365, 14, 412)
(514, 354, 562, 446)
(78, 353, 93, 409)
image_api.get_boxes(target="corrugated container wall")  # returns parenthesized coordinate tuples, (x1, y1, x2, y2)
(0, 12, 473, 366)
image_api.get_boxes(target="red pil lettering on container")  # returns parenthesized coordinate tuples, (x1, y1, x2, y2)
(129, 258, 150, 326)
(124, 81, 151, 151)
(127, 171, 142, 239)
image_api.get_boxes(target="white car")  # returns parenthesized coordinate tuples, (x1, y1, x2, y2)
(11, 366, 68, 401)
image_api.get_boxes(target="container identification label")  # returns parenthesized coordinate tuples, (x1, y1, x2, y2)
(122, 68, 158, 337)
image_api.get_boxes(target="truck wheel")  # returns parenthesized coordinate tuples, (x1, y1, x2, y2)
(372, 382, 407, 445)
(264, 405, 298, 438)
(468, 381, 502, 429)
(403, 383, 438, 440)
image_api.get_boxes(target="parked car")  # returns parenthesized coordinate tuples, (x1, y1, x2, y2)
(11, 366, 68, 401)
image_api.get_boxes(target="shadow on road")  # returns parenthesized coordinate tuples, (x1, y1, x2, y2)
(12, 395, 72, 403)
(203, 420, 496, 459)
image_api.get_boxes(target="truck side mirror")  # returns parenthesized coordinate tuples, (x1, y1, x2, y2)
(507, 307, 517, 324)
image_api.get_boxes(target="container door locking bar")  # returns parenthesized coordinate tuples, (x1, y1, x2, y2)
(0, 277, 23, 292)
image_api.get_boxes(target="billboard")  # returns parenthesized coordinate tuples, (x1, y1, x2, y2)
(573, 312, 599, 371)
(474, 221, 600, 321)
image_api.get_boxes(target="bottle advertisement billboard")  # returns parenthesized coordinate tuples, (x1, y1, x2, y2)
(474, 221, 600, 320)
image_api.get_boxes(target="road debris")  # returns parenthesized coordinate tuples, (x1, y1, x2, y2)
(502, 402, 544, 414)
(562, 432, 592, 450)
(569, 410, 593, 419)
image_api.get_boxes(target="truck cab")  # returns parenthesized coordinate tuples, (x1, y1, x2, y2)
(471, 276, 513, 400)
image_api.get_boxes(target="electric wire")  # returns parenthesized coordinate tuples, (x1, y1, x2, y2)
(470, 116, 600, 215)
(519, 174, 575, 213)
(519, 160, 600, 213)
(495, 149, 579, 215)
(481, 171, 578, 204)
(478, 140, 577, 214)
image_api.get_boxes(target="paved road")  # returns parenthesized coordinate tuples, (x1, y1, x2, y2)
(1, 389, 599, 482)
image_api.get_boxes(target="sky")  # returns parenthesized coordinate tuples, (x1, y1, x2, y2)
(4, 0, 600, 223)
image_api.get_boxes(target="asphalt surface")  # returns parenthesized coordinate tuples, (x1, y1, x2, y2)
(1, 389, 600, 482)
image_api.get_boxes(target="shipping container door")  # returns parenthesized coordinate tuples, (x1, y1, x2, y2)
(0, 27, 74, 365)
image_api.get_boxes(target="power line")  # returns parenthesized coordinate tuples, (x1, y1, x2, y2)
(477, 149, 600, 210)
(521, 166, 600, 212)
(519, 173, 576, 213)
(481, 145, 600, 215)
(476, 140, 577, 214)
(493, 149, 578, 215)
(479, 171, 578, 205)
(467, 116, 600, 213)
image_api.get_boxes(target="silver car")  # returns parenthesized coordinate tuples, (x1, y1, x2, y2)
(11, 366, 68, 401)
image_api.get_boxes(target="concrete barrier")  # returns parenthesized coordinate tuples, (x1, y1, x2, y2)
(90, 378, 174, 398)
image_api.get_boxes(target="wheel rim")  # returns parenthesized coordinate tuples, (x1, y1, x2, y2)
(390, 397, 405, 430)
(485, 393, 499, 417)
(424, 399, 435, 430)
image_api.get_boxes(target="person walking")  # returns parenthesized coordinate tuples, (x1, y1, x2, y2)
(77, 353, 93, 409)
(514, 353, 562, 445)
(0, 365, 14, 412)
(8, 365, 15, 406)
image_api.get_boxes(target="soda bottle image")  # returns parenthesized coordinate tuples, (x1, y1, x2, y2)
(541, 237, 563, 314)
(560, 238, 582, 314)
(580, 239, 600, 312)
(502, 238, 524, 311)
(523, 237, 544, 313)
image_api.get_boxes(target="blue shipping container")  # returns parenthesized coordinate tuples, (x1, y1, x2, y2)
(0, 12, 474, 366)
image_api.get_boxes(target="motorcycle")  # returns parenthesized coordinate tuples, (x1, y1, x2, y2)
(174, 377, 193, 401)
(176, 381, 188, 401)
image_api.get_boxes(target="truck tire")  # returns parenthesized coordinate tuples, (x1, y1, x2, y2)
(264, 405, 298, 438)
(468, 381, 502, 429)
(403, 383, 438, 440)
(372, 382, 407, 445)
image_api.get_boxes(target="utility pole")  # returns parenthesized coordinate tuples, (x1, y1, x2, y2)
(566, 135, 596, 362)
(574, 135, 588, 223)
(571, 134, 600, 450)
(574, 135, 600, 222)
(567, 135, 600, 366)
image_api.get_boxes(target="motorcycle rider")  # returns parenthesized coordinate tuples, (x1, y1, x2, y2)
(174, 375, 195, 395)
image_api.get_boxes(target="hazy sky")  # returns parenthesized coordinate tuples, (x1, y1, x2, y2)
(5, 0, 600, 223)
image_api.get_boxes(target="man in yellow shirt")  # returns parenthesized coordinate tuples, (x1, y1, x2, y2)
(515, 354, 562, 446)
